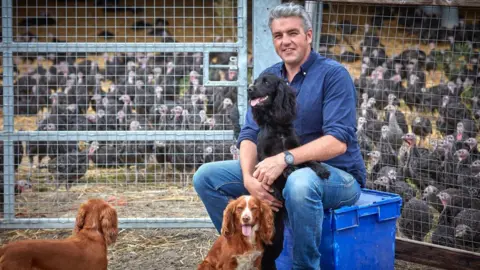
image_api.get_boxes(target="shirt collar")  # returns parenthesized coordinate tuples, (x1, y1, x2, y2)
(281, 47, 317, 79)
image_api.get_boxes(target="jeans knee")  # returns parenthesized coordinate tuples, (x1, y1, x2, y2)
(283, 168, 320, 204)
(193, 162, 212, 193)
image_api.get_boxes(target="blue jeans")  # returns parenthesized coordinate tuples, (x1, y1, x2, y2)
(193, 160, 361, 270)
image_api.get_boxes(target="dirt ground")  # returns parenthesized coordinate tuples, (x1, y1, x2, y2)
(1, 2, 479, 269)
(0, 228, 442, 270)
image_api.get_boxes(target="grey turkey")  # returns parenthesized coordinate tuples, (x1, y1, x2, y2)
(356, 117, 374, 161)
(90, 142, 124, 168)
(437, 188, 474, 219)
(40, 142, 99, 191)
(185, 109, 208, 131)
(373, 175, 417, 206)
(366, 150, 396, 182)
(398, 198, 434, 241)
(117, 120, 156, 184)
(26, 116, 79, 181)
(148, 104, 169, 130)
(411, 115, 432, 146)
(462, 137, 480, 161)
(436, 135, 457, 188)
(422, 184, 447, 214)
(377, 125, 398, 167)
(0, 177, 32, 216)
(202, 141, 237, 164)
(453, 208, 480, 251)
(384, 95, 406, 129)
(457, 170, 480, 204)
(453, 148, 475, 188)
(166, 141, 205, 182)
(418, 86, 442, 115)
(399, 133, 434, 191)
(453, 119, 478, 143)
(431, 206, 456, 248)
(384, 104, 404, 152)
(437, 96, 472, 136)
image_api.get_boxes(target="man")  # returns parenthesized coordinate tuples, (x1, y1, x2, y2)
(193, 2, 366, 269)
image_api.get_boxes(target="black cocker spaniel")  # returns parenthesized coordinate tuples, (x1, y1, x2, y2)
(247, 72, 331, 269)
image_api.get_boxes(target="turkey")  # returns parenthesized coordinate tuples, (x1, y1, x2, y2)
(399, 198, 434, 241)
(41, 142, 99, 191)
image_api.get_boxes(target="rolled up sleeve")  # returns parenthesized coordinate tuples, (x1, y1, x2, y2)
(322, 66, 357, 146)
(236, 106, 260, 148)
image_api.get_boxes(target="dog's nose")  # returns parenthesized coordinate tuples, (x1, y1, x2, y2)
(242, 215, 251, 223)
(247, 87, 254, 93)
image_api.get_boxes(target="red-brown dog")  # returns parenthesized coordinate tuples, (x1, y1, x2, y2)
(199, 195, 275, 269)
(0, 198, 118, 270)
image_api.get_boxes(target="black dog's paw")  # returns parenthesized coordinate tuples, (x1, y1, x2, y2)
(307, 161, 330, 179)
(316, 165, 331, 179)
(282, 166, 296, 178)
(270, 186, 284, 202)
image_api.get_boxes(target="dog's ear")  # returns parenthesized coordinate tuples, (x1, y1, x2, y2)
(273, 79, 296, 123)
(73, 203, 87, 234)
(259, 200, 275, 245)
(100, 203, 119, 246)
(221, 199, 237, 238)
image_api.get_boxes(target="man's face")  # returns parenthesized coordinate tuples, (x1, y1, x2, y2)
(271, 16, 312, 66)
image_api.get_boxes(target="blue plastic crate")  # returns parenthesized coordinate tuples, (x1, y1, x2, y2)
(275, 189, 402, 270)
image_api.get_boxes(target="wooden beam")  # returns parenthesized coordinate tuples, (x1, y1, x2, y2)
(322, 0, 480, 7)
(395, 238, 480, 270)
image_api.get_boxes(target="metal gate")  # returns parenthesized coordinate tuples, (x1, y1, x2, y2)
(1, 0, 248, 229)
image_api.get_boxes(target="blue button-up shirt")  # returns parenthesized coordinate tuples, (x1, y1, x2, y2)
(237, 50, 366, 187)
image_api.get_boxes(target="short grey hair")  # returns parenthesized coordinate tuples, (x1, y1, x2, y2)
(268, 2, 313, 33)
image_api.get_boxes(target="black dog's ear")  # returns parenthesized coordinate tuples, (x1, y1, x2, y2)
(273, 79, 296, 123)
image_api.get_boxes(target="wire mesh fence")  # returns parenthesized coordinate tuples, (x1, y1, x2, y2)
(316, 1, 480, 254)
(2, 0, 480, 262)
(1, 0, 247, 228)
(12, 0, 238, 43)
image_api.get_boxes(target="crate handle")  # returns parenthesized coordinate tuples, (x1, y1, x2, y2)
(357, 206, 378, 218)
(357, 205, 399, 221)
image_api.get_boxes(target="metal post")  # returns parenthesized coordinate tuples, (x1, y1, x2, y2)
(316, 2, 324, 53)
(253, 0, 282, 80)
(0, 217, 215, 229)
(237, 0, 248, 126)
(305, 1, 320, 51)
(2, 0, 15, 221)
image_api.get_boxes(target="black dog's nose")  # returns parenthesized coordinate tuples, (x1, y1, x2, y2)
(247, 87, 254, 93)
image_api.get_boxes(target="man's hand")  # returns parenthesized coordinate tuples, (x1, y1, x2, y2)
(252, 153, 287, 186)
(244, 176, 283, 212)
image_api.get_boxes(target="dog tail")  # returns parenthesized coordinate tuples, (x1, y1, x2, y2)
(0, 245, 5, 265)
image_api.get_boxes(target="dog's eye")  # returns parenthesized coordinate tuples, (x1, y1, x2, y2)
(236, 207, 244, 211)
(251, 207, 258, 211)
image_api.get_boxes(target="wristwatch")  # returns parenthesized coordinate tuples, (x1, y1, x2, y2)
(284, 151, 294, 166)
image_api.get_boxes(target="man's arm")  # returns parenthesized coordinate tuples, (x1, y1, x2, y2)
(239, 140, 258, 178)
(237, 105, 260, 177)
(289, 65, 355, 164)
(288, 135, 346, 165)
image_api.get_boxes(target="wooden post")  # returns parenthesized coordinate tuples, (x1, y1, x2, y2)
(395, 238, 480, 270)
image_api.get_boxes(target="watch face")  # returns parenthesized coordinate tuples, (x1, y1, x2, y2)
(286, 154, 294, 164)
